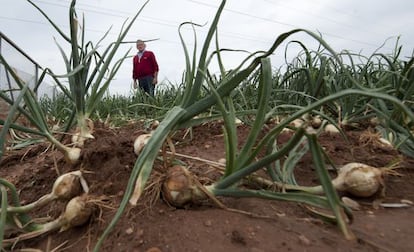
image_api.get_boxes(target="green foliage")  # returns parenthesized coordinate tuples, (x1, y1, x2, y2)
(26, 0, 149, 132)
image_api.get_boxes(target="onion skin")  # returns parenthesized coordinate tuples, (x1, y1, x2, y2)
(71, 119, 95, 147)
(334, 163, 384, 198)
(52, 173, 81, 200)
(60, 194, 94, 232)
(64, 147, 81, 164)
(71, 130, 94, 148)
(290, 118, 305, 128)
(162, 165, 204, 208)
(311, 116, 322, 129)
(324, 124, 340, 133)
(150, 120, 160, 130)
(52, 170, 88, 200)
(133, 133, 152, 156)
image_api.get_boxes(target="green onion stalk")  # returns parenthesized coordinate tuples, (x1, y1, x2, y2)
(92, 1, 338, 249)
(161, 66, 414, 241)
(0, 54, 81, 164)
(94, 1, 414, 250)
(159, 57, 354, 240)
(1, 179, 40, 249)
(26, 0, 149, 148)
(0, 66, 31, 161)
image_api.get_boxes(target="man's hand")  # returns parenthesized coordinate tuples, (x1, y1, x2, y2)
(133, 79, 138, 89)
(153, 72, 158, 85)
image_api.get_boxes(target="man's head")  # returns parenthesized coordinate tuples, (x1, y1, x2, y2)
(136, 39, 146, 52)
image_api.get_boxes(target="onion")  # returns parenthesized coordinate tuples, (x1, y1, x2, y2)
(324, 124, 340, 133)
(150, 120, 160, 130)
(369, 117, 380, 127)
(282, 118, 305, 133)
(235, 117, 243, 125)
(71, 130, 95, 147)
(60, 194, 94, 231)
(52, 170, 89, 200)
(379, 132, 394, 147)
(379, 137, 393, 147)
(305, 126, 318, 134)
(71, 119, 95, 147)
(311, 115, 322, 129)
(332, 163, 384, 197)
(64, 147, 82, 164)
(243, 163, 386, 199)
(133, 133, 152, 155)
(162, 165, 204, 207)
(290, 118, 305, 128)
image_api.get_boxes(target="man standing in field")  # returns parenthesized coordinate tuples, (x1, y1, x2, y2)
(133, 39, 159, 96)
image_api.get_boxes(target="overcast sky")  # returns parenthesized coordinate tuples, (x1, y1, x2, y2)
(1, 0, 413, 96)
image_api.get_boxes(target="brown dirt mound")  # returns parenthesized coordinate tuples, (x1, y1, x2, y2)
(1, 121, 414, 252)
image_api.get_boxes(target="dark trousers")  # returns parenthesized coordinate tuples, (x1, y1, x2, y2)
(138, 75, 154, 96)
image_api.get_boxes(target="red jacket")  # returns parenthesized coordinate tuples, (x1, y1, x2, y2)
(132, 51, 159, 79)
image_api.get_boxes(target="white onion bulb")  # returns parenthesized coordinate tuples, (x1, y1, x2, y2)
(333, 163, 384, 197)
(60, 194, 93, 231)
(52, 170, 89, 200)
(64, 147, 81, 164)
(133, 133, 152, 155)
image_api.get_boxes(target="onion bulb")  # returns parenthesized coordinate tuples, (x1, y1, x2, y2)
(369, 117, 379, 127)
(332, 163, 384, 197)
(60, 194, 94, 232)
(162, 165, 204, 207)
(311, 115, 322, 129)
(290, 118, 305, 128)
(282, 118, 305, 133)
(150, 120, 160, 130)
(324, 124, 340, 133)
(71, 119, 95, 147)
(63, 147, 82, 164)
(266, 162, 387, 198)
(133, 133, 152, 155)
(71, 130, 94, 147)
(235, 117, 243, 125)
(52, 170, 89, 200)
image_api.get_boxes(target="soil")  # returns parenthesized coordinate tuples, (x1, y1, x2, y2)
(1, 115, 414, 252)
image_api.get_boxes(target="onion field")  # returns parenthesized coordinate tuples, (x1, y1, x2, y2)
(1, 0, 414, 251)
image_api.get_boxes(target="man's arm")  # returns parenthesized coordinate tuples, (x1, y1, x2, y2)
(132, 55, 142, 89)
(153, 71, 158, 85)
(151, 52, 159, 85)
